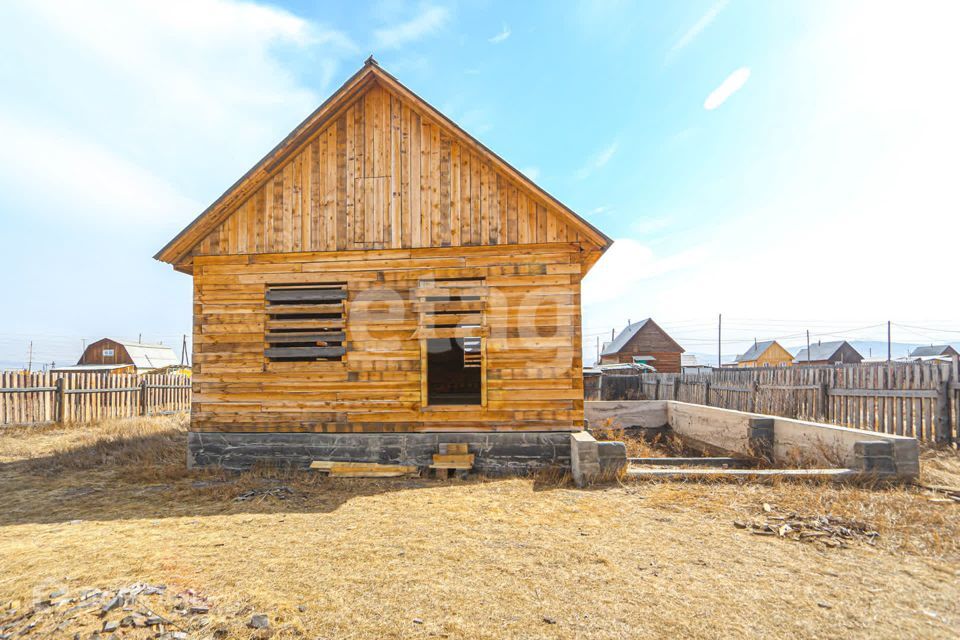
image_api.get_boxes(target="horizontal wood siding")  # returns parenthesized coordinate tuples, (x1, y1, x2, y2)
(189, 83, 587, 261)
(192, 244, 585, 433)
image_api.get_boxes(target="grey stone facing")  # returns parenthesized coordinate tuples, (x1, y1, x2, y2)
(188, 431, 573, 475)
(853, 440, 897, 476)
(747, 417, 774, 462)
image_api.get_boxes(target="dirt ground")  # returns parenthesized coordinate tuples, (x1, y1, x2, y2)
(1, 416, 959, 639)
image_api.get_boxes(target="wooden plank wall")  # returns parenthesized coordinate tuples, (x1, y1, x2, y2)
(188, 83, 591, 260)
(192, 244, 585, 433)
(0, 372, 191, 426)
(594, 361, 960, 443)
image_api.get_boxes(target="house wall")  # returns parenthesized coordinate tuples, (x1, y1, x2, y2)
(737, 344, 794, 368)
(598, 323, 683, 372)
(191, 243, 585, 434)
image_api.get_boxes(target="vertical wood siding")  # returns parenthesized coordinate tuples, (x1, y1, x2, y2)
(190, 84, 587, 259)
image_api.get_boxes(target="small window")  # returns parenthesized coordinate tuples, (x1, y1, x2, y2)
(265, 283, 346, 362)
(427, 337, 482, 405)
(417, 278, 485, 406)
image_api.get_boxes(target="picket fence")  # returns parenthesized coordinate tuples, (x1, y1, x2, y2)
(589, 360, 960, 443)
(0, 371, 191, 426)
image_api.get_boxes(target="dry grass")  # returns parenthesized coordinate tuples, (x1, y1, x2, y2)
(1, 417, 959, 639)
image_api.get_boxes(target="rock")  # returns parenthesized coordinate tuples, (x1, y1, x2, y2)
(100, 595, 122, 616)
(543, 616, 557, 624)
(120, 614, 142, 627)
(248, 614, 269, 629)
(49, 589, 66, 599)
(297, 604, 307, 613)
(412, 618, 423, 624)
(102, 620, 118, 632)
(145, 616, 163, 626)
(189, 605, 209, 614)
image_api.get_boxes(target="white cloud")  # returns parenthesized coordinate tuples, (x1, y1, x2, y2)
(704, 67, 750, 110)
(582, 238, 708, 306)
(576, 140, 619, 180)
(588, 206, 611, 216)
(374, 5, 449, 49)
(0, 115, 199, 228)
(667, 0, 728, 61)
(0, 0, 356, 229)
(489, 24, 511, 44)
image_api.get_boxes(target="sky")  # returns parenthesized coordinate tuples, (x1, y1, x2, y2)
(1, 0, 959, 369)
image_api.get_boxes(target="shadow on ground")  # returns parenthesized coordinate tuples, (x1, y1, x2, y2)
(0, 427, 573, 527)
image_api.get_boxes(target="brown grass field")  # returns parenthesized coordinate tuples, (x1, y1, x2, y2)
(1, 415, 959, 639)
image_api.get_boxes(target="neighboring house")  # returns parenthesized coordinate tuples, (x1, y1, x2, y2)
(154, 59, 613, 469)
(599, 319, 685, 373)
(908, 345, 959, 359)
(793, 340, 863, 365)
(75, 338, 179, 374)
(681, 353, 713, 375)
(734, 340, 793, 368)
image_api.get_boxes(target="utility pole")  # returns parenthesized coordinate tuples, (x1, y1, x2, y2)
(717, 313, 722, 368)
(180, 334, 189, 366)
(595, 335, 600, 365)
(887, 321, 891, 362)
(806, 330, 811, 364)
(27, 340, 33, 372)
(611, 328, 615, 341)
(138, 333, 142, 343)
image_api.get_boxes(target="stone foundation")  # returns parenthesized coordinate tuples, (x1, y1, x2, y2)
(188, 431, 574, 475)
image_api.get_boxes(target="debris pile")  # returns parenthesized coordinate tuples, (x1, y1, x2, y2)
(734, 503, 880, 548)
(0, 583, 214, 639)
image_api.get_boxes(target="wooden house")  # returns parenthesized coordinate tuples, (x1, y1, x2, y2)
(154, 59, 612, 471)
(74, 338, 178, 374)
(793, 340, 863, 365)
(908, 345, 959, 359)
(599, 319, 684, 372)
(733, 340, 793, 368)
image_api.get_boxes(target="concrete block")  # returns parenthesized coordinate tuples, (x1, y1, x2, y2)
(570, 431, 600, 488)
(597, 441, 627, 477)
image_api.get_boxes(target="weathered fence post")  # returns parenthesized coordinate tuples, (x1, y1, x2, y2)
(704, 379, 711, 407)
(936, 380, 951, 443)
(139, 378, 149, 417)
(55, 377, 65, 424)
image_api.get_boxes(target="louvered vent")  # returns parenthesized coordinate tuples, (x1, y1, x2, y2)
(265, 283, 347, 362)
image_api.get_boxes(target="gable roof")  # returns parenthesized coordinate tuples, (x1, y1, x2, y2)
(155, 57, 612, 268)
(81, 339, 179, 370)
(909, 345, 958, 358)
(794, 340, 860, 362)
(735, 340, 781, 363)
(600, 318, 684, 356)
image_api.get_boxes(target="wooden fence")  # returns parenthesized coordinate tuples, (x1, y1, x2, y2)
(0, 372, 191, 426)
(589, 360, 960, 443)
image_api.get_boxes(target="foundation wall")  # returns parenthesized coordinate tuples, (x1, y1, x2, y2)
(188, 431, 572, 474)
(586, 400, 920, 480)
